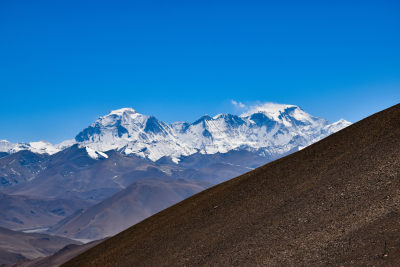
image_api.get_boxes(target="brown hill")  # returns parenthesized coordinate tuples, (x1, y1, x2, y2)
(64, 104, 400, 266)
(50, 178, 207, 241)
(14, 239, 104, 267)
(0, 227, 80, 265)
(0, 192, 90, 231)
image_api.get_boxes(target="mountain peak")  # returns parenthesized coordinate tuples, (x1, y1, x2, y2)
(108, 107, 137, 116)
(0, 139, 60, 155)
(0, 140, 14, 152)
(240, 103, 297, 118)
(335, 118, 351, 124)
(324, 118, 352, 133)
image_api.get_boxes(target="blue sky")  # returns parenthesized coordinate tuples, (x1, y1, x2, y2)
(0, 0, 399, 143)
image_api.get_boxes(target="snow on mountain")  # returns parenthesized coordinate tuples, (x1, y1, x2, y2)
(74, 104, 351, 162)
(85, 146, 109, 159)
(322, 118, 352, 134)
(56, 139, 77, 150)
(27, 141, 60, 154)
(0, 140, 60, 155)
(0, 104, 351, 162)
(0, 140, 15, 153)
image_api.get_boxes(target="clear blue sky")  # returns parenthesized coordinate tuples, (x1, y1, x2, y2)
(0, 0, 399, 143)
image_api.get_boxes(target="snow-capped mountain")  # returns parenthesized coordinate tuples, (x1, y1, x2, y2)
(0, 140, 60, 155)
(0, 104, 351, 162)
(73, 103, 351, 162)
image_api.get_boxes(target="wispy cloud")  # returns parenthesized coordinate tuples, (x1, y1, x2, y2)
(231, 100, 297, 117)
(240, 102, 294, 117)
(231, 100, 246, 109)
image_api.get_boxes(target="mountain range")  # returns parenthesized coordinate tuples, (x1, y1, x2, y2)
(64, 103, 400, 266)
(0, 103, 351, 263)
(0, 103, 350, 163)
